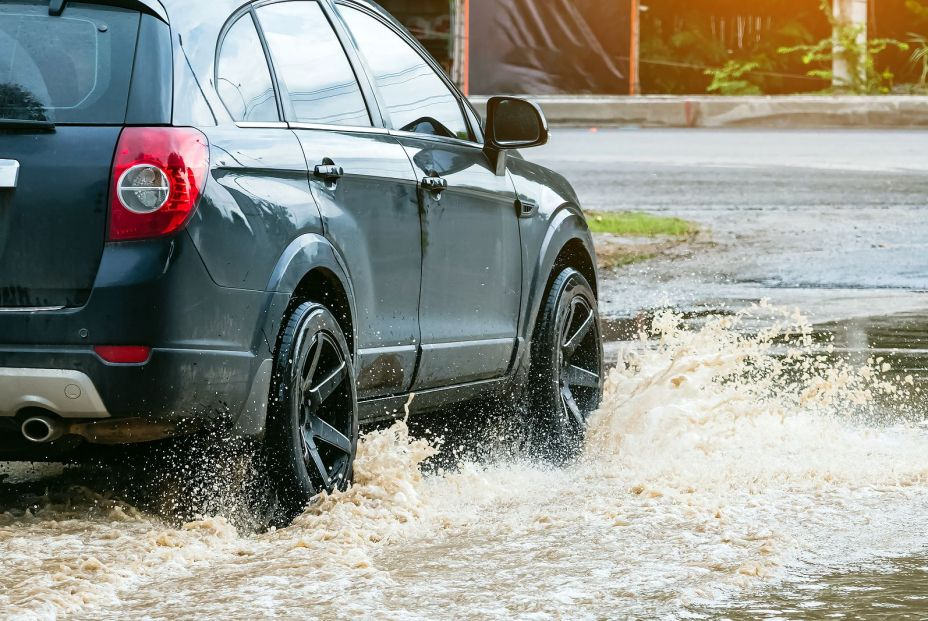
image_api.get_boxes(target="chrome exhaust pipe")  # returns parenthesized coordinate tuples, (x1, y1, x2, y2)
(21, 415, 66, 444)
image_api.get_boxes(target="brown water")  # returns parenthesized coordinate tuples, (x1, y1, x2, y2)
(2, 308, 928, 620)
(719, 555, 928, 619)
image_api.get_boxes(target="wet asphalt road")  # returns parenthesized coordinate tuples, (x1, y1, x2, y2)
(531, 128, 928, 323)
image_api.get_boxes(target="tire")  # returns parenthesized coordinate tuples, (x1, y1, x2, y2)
(525, 268, 604, 464)
(265, 302, 358, 526)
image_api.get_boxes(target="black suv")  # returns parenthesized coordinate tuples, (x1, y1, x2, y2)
(0, 0, 602, 520)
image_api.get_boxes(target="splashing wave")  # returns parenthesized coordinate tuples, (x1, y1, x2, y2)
(2, 309, 927, 620)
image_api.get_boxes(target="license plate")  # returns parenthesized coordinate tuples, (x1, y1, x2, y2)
(0, 160, 20, 188)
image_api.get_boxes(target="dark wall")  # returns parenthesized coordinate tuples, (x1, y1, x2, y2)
(872, 0, 928, 87)
(470, 0, 630, 95)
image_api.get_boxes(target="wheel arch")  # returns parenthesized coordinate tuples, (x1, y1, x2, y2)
(520, 204, 599, 356)
(237, 235, 357, 438)
(289, 269, 355, 357)
(263, 234, 358, 362)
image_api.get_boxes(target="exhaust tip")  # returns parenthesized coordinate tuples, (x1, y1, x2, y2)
(21, 416, 61, 443)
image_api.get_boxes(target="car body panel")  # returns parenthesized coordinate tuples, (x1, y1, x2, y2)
(0, 0, 598, 458)
(293, 127, 422, 399)
(189, 125, 316, 290)
(394, 135, 523, 390)
(0, 127, 119, 308)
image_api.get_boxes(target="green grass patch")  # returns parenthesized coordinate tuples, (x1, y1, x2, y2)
(585, 211, 697, 238)
(599, 251, 657, 270)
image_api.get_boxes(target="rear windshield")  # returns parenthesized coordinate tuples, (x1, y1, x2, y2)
(0, 2, 140, 124)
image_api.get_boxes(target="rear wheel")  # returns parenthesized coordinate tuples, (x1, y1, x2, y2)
(525, 268, 603, 463)
(265, 302, 358, 526)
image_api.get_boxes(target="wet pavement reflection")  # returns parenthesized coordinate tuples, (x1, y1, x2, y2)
(716, 555, 928, 620)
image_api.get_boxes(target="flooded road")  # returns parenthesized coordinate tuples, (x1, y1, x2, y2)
(3, 308, 928, 620)
(3, 130, 927, 619)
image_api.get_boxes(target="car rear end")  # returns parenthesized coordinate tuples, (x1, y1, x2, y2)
(0, 1, 267, 459)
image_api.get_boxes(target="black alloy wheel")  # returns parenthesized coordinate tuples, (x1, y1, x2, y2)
(266, 302, 358, 525)
(526, 268, 604, 463)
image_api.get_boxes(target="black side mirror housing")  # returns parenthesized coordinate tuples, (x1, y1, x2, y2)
(484, 96, 549, 175)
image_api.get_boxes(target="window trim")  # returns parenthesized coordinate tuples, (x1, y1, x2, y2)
(332, 0, 481, 145)
(251, 0, 381, 129)
(214, 8, 284, 124)
(288, 121, 388, 134)
(235, 121, 288, 129)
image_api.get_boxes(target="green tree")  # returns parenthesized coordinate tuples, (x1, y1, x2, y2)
(778, 0, 909, 94)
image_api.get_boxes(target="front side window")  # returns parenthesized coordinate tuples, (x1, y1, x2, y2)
(257, 1, 371, 127)
(339, 6, 470, 140)
(216, 13, 279, 123)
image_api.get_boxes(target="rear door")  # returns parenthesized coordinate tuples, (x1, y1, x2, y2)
(0, 3, 142, 308)
(338, 4, 523, 391)
(255, 0, 423, 400)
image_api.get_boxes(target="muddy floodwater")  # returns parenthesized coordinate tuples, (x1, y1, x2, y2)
(2, 308, 927, 620)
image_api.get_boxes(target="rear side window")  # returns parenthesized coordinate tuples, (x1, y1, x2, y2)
(0, 2, 139, 124)
(217, 13, 279, 123)
(256, 1, 370, 127)
(339, 6, 470, 140)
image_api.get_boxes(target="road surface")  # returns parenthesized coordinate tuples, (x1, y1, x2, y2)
(533, 128, 928, 323)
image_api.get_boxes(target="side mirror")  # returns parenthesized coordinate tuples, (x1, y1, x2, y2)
(485, 96, 549, 150)
(484, 96, 549, 175)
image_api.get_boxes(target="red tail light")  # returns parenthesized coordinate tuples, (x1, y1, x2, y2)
(94, 346, 152, 364)
(108, 127, 210, 242)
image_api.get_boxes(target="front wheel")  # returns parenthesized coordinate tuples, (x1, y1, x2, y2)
(525, 268, 604, 464)
(265, 302, 358, 526)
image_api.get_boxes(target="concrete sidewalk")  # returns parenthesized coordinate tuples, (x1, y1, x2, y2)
(469, 95, 928, 129)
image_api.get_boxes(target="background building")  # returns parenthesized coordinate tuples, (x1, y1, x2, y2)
(380, 0, 635, 95)
(380, 0, 928, 96)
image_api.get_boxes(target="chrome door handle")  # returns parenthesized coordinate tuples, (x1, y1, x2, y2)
(314, 163, 344, 181)
(420, 176, 448, 193)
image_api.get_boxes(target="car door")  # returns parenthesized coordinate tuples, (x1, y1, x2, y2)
(254, 0, 422, 400)
(337, 3, 523, 391)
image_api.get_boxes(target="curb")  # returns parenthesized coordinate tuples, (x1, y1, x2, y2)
(469, 95, 928, 129)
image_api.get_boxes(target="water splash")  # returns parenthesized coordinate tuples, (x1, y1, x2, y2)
(2, 308, 927, 620)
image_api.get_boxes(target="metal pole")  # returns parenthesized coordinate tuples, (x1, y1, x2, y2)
(832, 0, 868, 90)
(630, 0, 640, 95)
(462, 0, 471, 95)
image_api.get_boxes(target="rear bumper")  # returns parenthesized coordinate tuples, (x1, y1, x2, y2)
(0, 234, 283, 429)
(0, 367, 108, 418)
(0, 347, 257, 420)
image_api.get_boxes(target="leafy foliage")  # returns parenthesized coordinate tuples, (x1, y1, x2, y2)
(908, 33, 928, 90)
(639, 0, 925, 95)
(705, 60, 763, 95)
(641, 1, 830, 94)
(778, 0, 909, 94)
